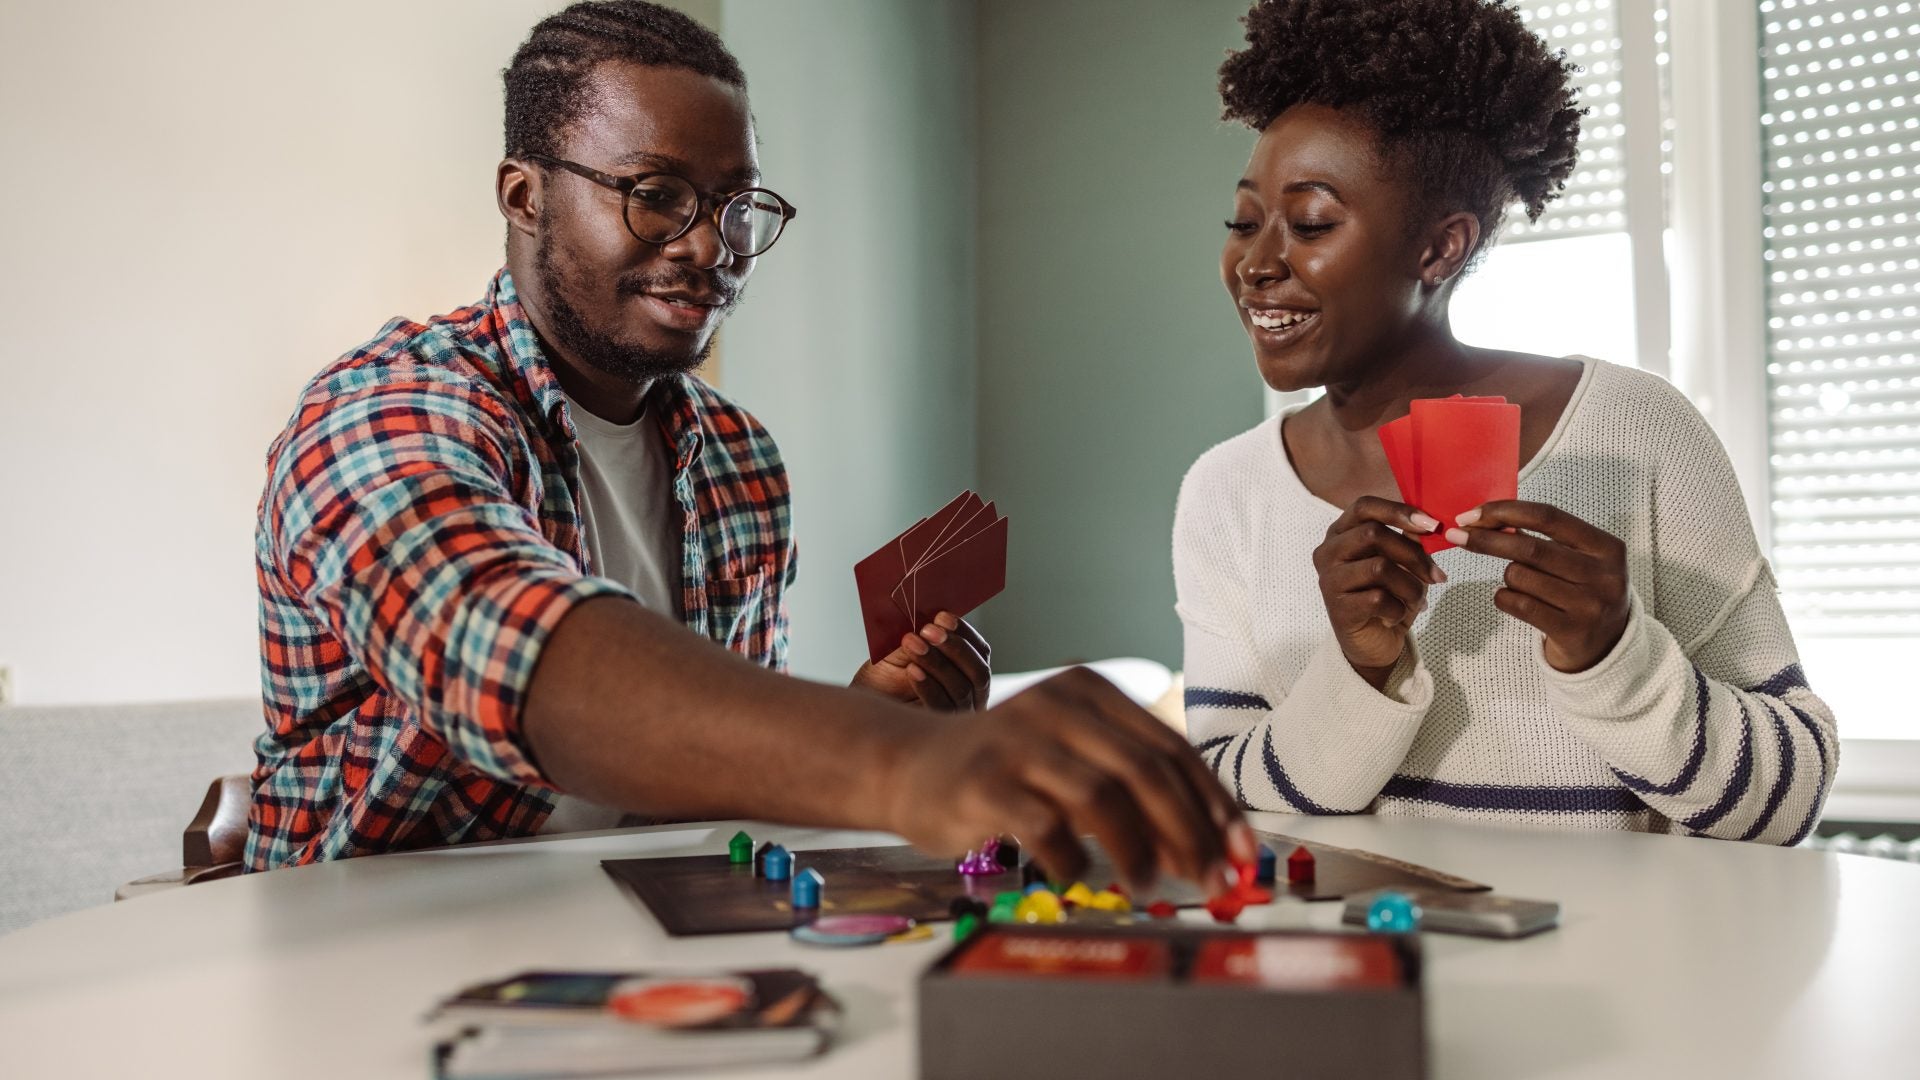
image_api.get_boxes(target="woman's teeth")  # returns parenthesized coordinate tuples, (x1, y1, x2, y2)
(1247, 309, 1317, 331)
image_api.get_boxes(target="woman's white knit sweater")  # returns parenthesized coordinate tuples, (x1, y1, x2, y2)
(1173, 358, 1836, 844)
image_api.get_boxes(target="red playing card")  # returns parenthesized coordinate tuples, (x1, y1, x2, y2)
(893, 514, 1008, 629)
(1378, 415, 1419, 506)
(895, 492, 984, 575)
(949, 933, 1171, 980)
(1411, 398, 1519, 554)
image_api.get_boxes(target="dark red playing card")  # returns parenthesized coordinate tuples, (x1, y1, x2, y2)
(1188, 936, 1405, 991)
(892, 513, 1008, 630)
(1378, 395, 1520, 554)
(855, 492, 1009, 663)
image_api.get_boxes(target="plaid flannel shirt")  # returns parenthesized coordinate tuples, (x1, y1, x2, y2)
(247, 268, 794, 871)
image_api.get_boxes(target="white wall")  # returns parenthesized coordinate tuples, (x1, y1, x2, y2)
(0, 1, 573, 704)
(0, 0, 969, 704)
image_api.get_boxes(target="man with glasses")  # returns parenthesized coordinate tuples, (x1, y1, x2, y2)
(247, 0, 1251, 893)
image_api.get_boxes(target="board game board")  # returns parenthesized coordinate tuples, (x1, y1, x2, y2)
(603, 832, 1488, 937)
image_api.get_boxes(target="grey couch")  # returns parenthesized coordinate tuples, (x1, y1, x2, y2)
(0, 698, 260, 937)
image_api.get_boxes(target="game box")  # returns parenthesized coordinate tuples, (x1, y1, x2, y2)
(917, 924, 1426, 1080)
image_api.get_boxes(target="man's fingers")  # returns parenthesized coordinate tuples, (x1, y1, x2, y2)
(921, 621, 990, 699)
(972, 776, 1087, 884)
(1054, 669, 1238, 874)
(1022, 746, 1159, 889)
(1056, 715, 1221, 885)
(939, 613, 993, 662)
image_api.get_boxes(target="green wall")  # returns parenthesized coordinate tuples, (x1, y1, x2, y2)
(718, 1, 979, 682)
(974, 0, 1266, 671)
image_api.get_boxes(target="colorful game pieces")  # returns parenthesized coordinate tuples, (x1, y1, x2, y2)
(1060, 882, 1097, 909)
(791, 914, 913, 947)
(1230, 859, 1273, 905)
(763, 844, 792, 883)
(953, 913, 981, 940)
(791, 867, 823, 910)
(1287, 845, 1316, 885)
(956, 838, 1002, 876)
(988, 892, 1021, 924)
(993, 837, 1021, 869)
(949, 897, 988, 921)
(1087, 890, 1131, 913)
(1015, 891, 1065, 925)
(728, 830, 754, 865)
(1365, 891, 1422, 933)
(1205, 892, 1247, 924)
(1147, 900, 1177, 919)
(1255, 843, 1278, 884)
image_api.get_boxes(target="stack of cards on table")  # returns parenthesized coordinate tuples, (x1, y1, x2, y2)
(427, 969, 838, 1078)
(919, 925, 1425, 1080)
(1378, 395, 1521, 553)
(854, 490, 1009, 663)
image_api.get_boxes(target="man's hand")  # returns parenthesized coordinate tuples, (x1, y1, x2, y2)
(1448, 501, 1631, 674)
(850, 610, 992, 711)
(878, 666, 1257, 895)
(1313, 496, 1445, 687)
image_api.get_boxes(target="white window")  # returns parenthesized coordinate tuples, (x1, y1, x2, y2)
(1756, 0, 1920, 744)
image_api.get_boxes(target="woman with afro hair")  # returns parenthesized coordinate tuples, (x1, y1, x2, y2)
(1175, 0, 1835, 843)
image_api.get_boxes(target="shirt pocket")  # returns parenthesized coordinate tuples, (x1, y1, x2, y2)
(704, 566, 773, 659)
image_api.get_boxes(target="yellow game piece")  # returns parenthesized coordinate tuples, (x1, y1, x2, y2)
(1088, 891, 1132, 913)
(1015, 891, 1065, 924)
(1061, 882, 1097, 908)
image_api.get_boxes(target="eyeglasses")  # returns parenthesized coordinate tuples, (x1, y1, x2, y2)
(525, 154, 798, 258)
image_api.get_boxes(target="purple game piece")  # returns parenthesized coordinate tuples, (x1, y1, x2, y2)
(956, 838, 1003, 876)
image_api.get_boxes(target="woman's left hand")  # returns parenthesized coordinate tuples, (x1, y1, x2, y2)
(1446, 500, 1631, 674)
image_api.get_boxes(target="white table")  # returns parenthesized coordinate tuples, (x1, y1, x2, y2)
(2, 813, 1916, 1079)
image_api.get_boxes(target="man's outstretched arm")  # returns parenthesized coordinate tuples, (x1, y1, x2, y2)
(525, 596, 1250, 893)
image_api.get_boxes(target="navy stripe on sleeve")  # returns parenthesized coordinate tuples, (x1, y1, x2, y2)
(1379, 775, 1647, 814)
(1613, 664, 1711, 797)
(1184, 687, 1272, 711)
(1260, 727, 1350, 815)
(1681, 697, 1755, 832)
(1737, 699, 1798, 842)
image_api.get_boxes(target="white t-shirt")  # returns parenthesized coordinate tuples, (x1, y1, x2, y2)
(540, 389, 684, 835)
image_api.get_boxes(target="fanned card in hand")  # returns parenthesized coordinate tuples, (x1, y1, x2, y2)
(1378, 395, 1521, 554)
(853, 491, 1008, 664)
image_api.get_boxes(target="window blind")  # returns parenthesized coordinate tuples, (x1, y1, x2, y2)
(1509, 1, 1632, 241)
(1761, 0, 1920, 637)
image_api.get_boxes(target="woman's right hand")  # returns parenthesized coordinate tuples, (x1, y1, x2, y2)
(1312, 496, 1446, 687)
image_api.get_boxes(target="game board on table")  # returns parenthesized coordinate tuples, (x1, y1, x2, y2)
(603, 830, 1488, 937)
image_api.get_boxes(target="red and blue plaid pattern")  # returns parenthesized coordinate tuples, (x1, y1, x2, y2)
(247, 269, 794, 870)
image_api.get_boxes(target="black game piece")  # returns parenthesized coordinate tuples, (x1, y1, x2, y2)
(1020, 861, 1049, 890)
(993, 837, 1021, 869)
(949, 896, 988, 921)
(753, 840, 774, 878)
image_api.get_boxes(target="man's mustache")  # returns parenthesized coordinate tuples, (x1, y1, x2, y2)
(617, 269, 739, 310)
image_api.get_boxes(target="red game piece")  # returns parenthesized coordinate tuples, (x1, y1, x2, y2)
(1205, 893, 1246, 923)
(1147, 900, 1177, 919)
(1228, 859, 1272, 905)
(1287, 845, 1316, 885)
(1103, 882, 1129, 898)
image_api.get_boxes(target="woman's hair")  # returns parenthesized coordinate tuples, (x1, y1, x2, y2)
(1219, 0, 1584, 255)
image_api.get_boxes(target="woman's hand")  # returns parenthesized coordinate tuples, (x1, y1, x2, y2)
(1314, 496, 1445, 687)
(1448, 501, 1631, 674)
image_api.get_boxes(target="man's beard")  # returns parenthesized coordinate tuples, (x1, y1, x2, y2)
(532, 229, 736, 383)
